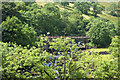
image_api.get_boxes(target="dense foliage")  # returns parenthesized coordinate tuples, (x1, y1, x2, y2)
(1, 38, 85, 79)
(2, 2, 26, 21)
(1, 37, 119, 79)
(2, 2, 105, 37)
(106, 2, 119, 17)
(2, 16, 36, 46)
(1, 2, 119, 79)
(74, 2, 91, 14)
(109, 36, 120, 57)
(80, 52, 119, 78)
(92, 2, 105, 17)
(1, 41, 51, 79)
(86, 18, 116, 47)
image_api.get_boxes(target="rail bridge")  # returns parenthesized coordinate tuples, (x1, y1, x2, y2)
(40, 36, 89, 43)
(39, 36, 90, 50)
(45, 36, 89, 39)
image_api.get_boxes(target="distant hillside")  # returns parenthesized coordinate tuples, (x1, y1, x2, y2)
(35, 2, 119, 27)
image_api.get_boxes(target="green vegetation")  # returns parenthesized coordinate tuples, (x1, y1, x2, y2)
(1, 2, 119, 79)
(1, 37, 120, 79)
(86, 48, 109, 53)
(98, 13, 118, 28)
(109, 36, 120, 57)
(2, 2, 118, 46)
(86, 18, 116, 47)
(98, 2, 119, 28)
(2, 16, 36, 46)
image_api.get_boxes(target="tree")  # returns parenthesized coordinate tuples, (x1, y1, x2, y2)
(86, 18, 116, 47)
(117, 21, 120, 35)
(67, 14, 85, 36)
(74, 2, 91, 14)
(2, 2, 26, 21)
(41, 3, 64, 36)
(106, 2, 118, 17)
(19, 3, 42, 35)
(49, 37, 87, 79)
(2, 37, 120, 79)
(1, 41, 54, 79)
(2, 16, 37, 46)
(1, 37, 87, 79)
(92, 3, 105, 17)
(61, 9, 87, 36)
(60, 2, 69, 7)
(109, 36, 120, 57)
(20, 3, 65, 36)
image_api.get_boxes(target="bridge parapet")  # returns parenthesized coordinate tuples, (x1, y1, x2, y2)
(41, 36, 89, 39)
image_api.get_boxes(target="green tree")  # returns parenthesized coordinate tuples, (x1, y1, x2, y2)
(20, 3, 65, 36)
(2, 37, 119, 79)
(92, 3, 105, 17)
(67, 14, 85, 36)
(74, 2, 91, 14)
(49, 37, 87, 79)
(2, 2, 26, 21)
(19, 3, 42, 35)
(61, 9, 87, 36)
(60, 2, 69, 7)
(106, 2, 118, 16)
(86, 18, 116, 47)
(80, 51, 119, 78)
(2, 16, 36, 46)
(1, 37, 87, 79)
(1, 41, 55, 79)
(41, 3, 64, 36)
(109, 36, 120, 57)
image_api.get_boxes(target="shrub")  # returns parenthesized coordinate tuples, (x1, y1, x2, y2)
(80, 52, 119, 78)
(109, 36, 120, 57)
(1, 36, 119, 79)
(1, 42, 54, 79)
(86, 18, 116, 48)
(2, 16, 37, 46)
(1, 37, 88, 79)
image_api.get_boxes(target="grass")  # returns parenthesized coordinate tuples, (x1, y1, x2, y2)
(99, 2, 111, 11)
(99, 2, 118, 11)
(98, 2, 119, 27)
(87, 11, 118, 28)
(36, 2, 47, 6)
(99, 54, 113, 60)
(69, 3, 74, 7)
(85, 48, 109, 53)
(56, 3, 74, 12)
(98, 13, 118, 27)
(82, 14, 90, 19)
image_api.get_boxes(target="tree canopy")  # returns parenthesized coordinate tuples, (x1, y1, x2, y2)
(2, 16, 36, 46)
(86, 18, 116, 47)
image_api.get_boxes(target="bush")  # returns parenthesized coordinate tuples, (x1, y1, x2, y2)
(80, 52, 119, 78)
(1, 42, 55, 79)
(109, 36, 120, 57)
(1, 36, 119, 79)
(2, 16, 37, 46)
(86, 18, 116, 48)
(49, 37, 87, 79)
(1, 37, 88, 79)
